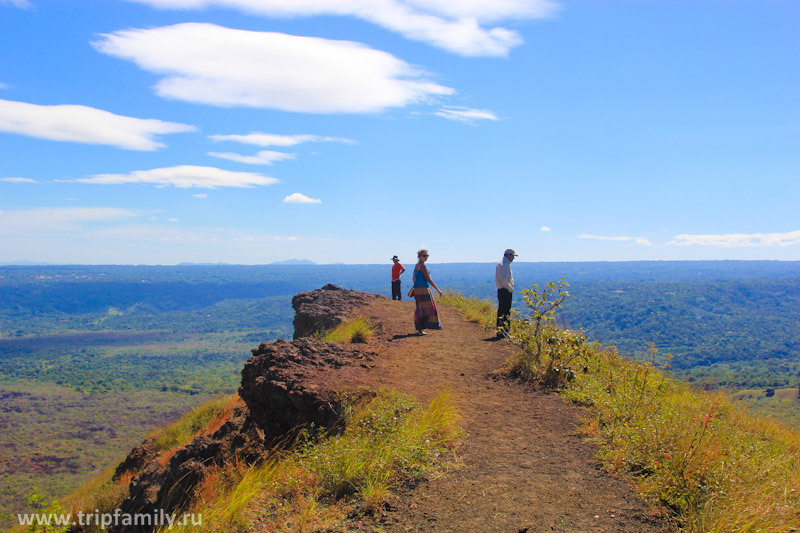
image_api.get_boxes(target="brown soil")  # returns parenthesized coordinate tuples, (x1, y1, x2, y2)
(341, 298, 670, 533)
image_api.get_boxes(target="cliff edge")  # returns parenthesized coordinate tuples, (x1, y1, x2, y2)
(103, 285, 667, 532)
(110, 285, 382, 530)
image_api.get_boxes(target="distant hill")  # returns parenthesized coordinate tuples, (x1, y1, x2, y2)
(177, 262, 232, 266)
(270, 259, 318, 265)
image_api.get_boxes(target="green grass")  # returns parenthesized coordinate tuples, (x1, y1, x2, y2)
(438, 290, 495, 329)
(730, 387, 800, 433)
(441, 289, 800, 531)
(21, 389, 460, 533)
(320, 317, 377, 344)
(163, 388, 460, 532)
(151, 394, 240, 452)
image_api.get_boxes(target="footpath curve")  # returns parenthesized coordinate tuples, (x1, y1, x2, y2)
(342, 297, 668, 533)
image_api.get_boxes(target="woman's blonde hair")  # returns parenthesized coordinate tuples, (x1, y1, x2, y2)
(417, 249, 428, 258)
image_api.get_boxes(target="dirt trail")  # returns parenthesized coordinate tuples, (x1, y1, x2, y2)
(345, 298, 668, 533)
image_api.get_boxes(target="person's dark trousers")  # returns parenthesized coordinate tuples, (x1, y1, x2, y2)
(497, 288, 512, 335)
(391, 280, 402, 300)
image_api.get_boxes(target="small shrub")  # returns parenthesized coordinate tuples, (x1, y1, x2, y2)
(504, 279, 595, 387)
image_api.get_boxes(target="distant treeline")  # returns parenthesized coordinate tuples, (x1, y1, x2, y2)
(2, 261, 800, 389)
(3, 260, 800, 312)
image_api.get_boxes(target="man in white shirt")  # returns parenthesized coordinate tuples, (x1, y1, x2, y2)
(495, 248, 517, 338)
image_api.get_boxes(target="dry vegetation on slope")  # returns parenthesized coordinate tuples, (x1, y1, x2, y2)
(442, 286, 800, 532)
(21, 283, 800, 532)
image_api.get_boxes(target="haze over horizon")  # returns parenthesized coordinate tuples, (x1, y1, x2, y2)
(1, 0, 798, 265)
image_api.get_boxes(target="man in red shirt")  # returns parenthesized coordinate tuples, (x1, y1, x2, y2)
(391, 255, 406, 300)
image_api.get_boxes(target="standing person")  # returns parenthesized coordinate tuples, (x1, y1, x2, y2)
(496, 248, 517, 338)
(412, 249, 443, 335)
(391, 255, 405, 300)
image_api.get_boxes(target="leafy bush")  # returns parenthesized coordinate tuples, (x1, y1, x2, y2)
(502, 279, 594, 387)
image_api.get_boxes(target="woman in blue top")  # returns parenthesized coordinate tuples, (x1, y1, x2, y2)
(411, 249, 443, 335)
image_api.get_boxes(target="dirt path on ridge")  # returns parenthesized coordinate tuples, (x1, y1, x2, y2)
(342, 298, 669, 533)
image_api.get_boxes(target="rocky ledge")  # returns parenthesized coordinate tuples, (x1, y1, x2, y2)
(292, 283, 385, 339)
(106, 285, 382, 532)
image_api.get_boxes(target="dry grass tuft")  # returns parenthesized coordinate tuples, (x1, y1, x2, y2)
(321, 317, 377, 344)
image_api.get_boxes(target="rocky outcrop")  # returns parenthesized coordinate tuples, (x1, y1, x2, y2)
(240, 337, 376, 436)
(292, 283, 386, 339)
(107, 285, 380, 532)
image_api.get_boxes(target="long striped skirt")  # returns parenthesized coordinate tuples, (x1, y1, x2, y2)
(413, 287, 443, 331)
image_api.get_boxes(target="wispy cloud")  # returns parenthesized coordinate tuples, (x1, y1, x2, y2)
(0, 207, 138, 234)
(0, 82, 10, 90)
(579, 233, 653, 246)
(1, 177, 37, 183)
(668, 231, 800, 248)
(540, 226, 551, 232)
(71, 165, 279, 189)
(207, 150, 296, 166)
(0, 98, 195, 150)
(0, 0, 33, 8)
(125, 0, 558, 57)
(192, 193, 207, 198)
(435, 106, 499, 123)
(209, 132, 356, 148)
(283, 192, 321, 204)
(93, 23, 454, 113)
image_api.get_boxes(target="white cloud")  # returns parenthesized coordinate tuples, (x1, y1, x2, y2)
(283, 192, 321, 204)
(0, 207, 138, 234)
(668, 231, 800, 248)
(435, 106, 499, 123)
(207, 150, 296, 166)
(209, 132, 356, 147)
(1, 177, 37, 183)
(93, 23, 454, 113)
(0, 0, 32, 8)
(579, 234, 653, 246)
(540, 226, 551, 232)
(167, 218, 179, 222)
(0, 82, 10, 90)
(71, 165, 279, 189)
(125, 0, 558, 57)
(0, 99, 195, 150)
(192, 193, 208, 198)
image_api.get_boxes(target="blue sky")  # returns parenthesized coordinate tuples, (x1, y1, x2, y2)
(1, 0, 798, 265)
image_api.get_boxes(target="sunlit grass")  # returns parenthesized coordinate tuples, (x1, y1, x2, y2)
(438, 290, 495, 329)
(151, 394, 242, 452)
(164, 389, 460, 532)
(442, 290, 800, 531)
(24, 388, 461, 532)
(320, 317, 376, 344)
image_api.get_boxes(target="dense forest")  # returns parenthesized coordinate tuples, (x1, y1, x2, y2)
(3, 261, 800, 390)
